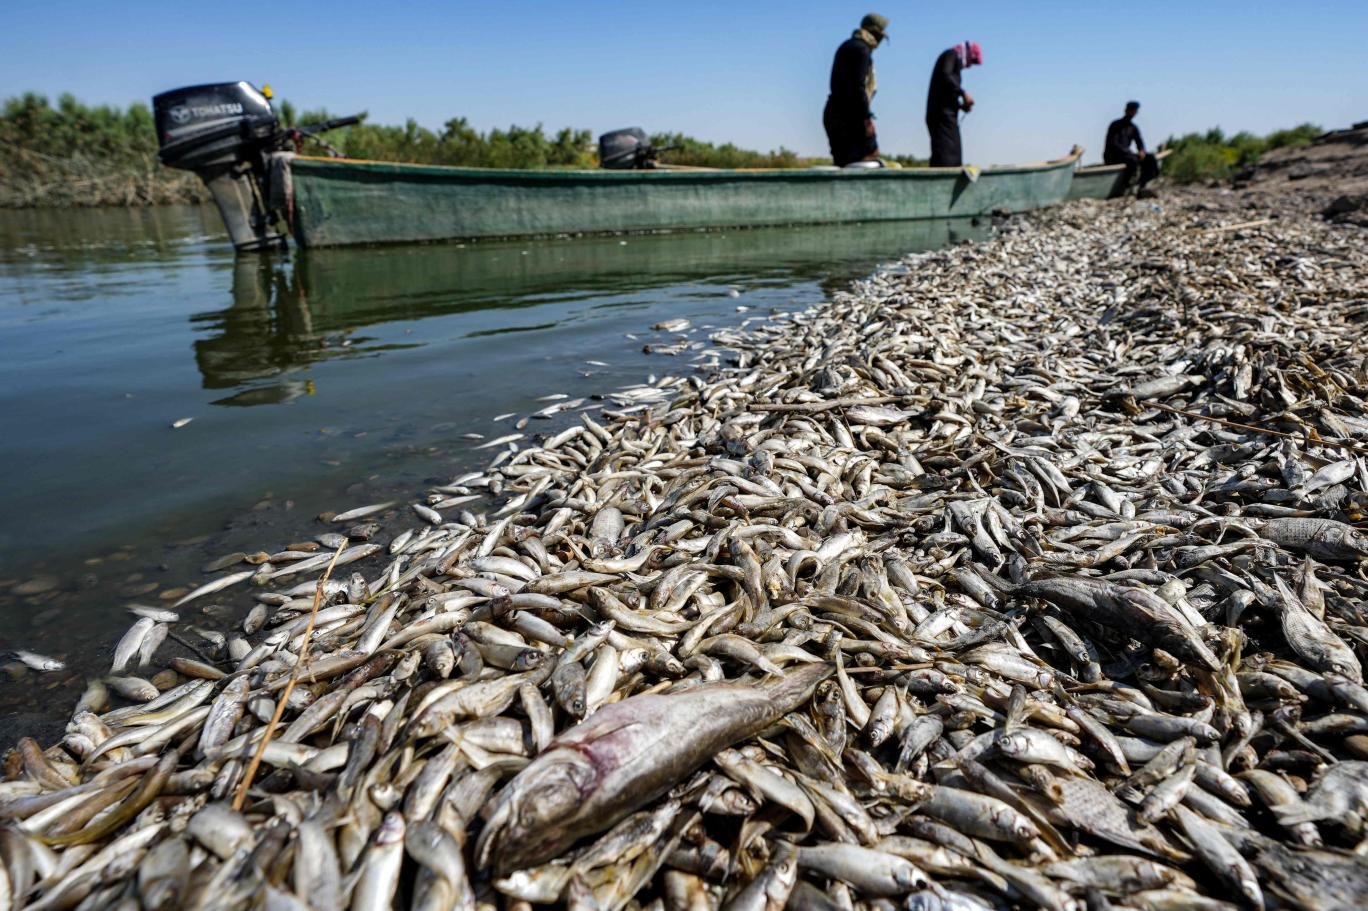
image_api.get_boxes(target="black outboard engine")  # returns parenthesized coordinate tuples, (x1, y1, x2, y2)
(154, 82, 362, 252)
(154, 82, 286, 251)
(599, 128, 657, 169)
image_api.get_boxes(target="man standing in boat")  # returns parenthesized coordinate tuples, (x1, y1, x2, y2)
(926, 42, 982, 167)
(1105, 101, 1159, 196)
(823, 13, 889, 167)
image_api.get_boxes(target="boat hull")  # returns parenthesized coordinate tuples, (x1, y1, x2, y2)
(1067, 164, 1131, 200)
(1067, 150, 1170, 200)
(286, 150, 1082, 248)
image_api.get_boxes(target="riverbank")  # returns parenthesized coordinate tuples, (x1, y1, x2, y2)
(3, 145, 1368, 906)
(1, 93, 823, 209)
(1, 213, 978, 746)
(1231, 122, 1368, 225)
(0, 145, 209, 207)
(0, 91, 1327, 208)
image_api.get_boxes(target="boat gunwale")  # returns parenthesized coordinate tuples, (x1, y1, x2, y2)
(1073, 148, 1172, 176)
(290, 147, 1083, 182)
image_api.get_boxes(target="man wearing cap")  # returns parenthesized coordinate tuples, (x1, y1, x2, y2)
(1105, 101, 1159, 195)
(926, 42, 982, 167)
(823, 13, 889, 167)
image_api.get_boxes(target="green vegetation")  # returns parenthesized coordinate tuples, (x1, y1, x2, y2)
(645, 131, 811, 169)
(0, 93, 206, 206)
(285, 105, 598, 170)
(2, 92, 844, 207)
(294, 117, 820, 170)
(645, 132, 924, 169)
(1162, 123, 1322, 184)
(0, 91, 1323, 206)
(631, 133, 922, 169)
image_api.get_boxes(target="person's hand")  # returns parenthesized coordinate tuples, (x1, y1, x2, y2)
(864, 118, 877, 138)
(1138, 149, 1148, 160)
(960, 92, 975, 112)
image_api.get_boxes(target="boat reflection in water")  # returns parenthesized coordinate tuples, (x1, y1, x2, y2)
(191, 217, 989, 404)
(193, 261, 319, 405)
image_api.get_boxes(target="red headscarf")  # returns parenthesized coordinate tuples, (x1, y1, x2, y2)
(955, 41, 983, 68)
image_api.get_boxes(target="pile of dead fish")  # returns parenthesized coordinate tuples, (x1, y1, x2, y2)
(6, 197, 1368, 911)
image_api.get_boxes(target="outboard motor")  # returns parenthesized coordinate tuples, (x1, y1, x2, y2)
(598, 128, 656, 170)
(154, 82, 286, 251)
(154, 82, 361, 252)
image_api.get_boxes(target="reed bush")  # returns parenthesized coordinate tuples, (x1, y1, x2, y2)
(1163, 123, 1321, 184)
(0, 92, 824, 205)
(0, 92, 206, 206)
(2, 91, 1323, 205)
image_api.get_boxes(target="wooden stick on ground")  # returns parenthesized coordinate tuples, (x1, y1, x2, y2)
(232, 540, 347, 811)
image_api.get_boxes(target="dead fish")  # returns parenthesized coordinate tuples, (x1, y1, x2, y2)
(477, 663, 831, 872)
(331, 501, 397, 523)
(12, 650, 65, 672)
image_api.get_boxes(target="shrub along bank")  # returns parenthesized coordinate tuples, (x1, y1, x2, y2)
(1162, 123, 1322, 184)
(0, 93, 827, 207)
(0, 92, 1323, 206)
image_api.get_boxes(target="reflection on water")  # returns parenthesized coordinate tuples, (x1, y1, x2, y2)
(0, 206, 987, 742)
(0, 205, 223, 268)
(191, 219, 986, 398)
(193, 261, 321, 401)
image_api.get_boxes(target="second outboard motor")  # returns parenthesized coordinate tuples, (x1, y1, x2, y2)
(154, 82, 286, 251)
(599, 128, 656, 170)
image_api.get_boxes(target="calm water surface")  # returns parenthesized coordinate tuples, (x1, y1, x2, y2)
(0, 205, 988, 740)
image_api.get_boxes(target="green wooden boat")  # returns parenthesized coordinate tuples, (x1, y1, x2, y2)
(1067, 149, 1171, 200)
(281, 147, 1083, 248)
(153, 83, 1081, 251)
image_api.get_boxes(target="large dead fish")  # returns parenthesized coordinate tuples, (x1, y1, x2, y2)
(1015, 576, 1220, 671)
(477, 663, 831, 873)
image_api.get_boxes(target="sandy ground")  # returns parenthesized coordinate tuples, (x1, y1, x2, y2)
(1225, 123, 1368, 225)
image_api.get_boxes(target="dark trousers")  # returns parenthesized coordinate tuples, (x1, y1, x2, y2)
(823, 98, 877, 167)
(1105, 151, 1159, 189)
(927, 113, 962, 167)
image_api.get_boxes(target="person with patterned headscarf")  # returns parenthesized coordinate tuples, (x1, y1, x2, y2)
(926, 41, 982, 167)
(823, 13, 889, 167)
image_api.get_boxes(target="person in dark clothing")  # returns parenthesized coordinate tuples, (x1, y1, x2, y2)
(823, 13, 888, 167)
(926, 42, 982, 167)
(1104, 101, 1159, 194)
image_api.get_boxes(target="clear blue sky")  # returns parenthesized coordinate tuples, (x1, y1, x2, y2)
(3, 1, 1365, 164)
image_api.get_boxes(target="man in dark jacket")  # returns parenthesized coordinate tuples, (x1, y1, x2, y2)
(926, 41, 981, 167)
(1104, 101, 1159, 194)
(823, 13, 888, 167)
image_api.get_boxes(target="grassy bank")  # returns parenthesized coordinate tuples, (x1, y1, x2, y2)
(1, 93, 843, 208)
(1162, 123, 1321, 183)
(0, 93, 208, 207)
(3, 92, 1320, 206)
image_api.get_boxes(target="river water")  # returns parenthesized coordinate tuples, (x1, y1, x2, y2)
(0, 206, 988, 741)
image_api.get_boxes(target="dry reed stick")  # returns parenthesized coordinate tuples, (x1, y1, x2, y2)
(232, 540, 347, 811)
(1196, 218, 1274, 234)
